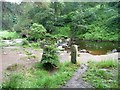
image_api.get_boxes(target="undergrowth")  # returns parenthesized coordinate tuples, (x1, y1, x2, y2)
(2, 62, 78, 88)
(82, 60, 118, 88)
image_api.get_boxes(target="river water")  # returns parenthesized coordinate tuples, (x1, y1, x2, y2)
(75, 40, 120, 55)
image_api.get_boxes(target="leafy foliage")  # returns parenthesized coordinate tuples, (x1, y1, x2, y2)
(41, 45, 59, 70)
(0, 31, 18, 40)
(2, 2, 119, 41)
(28, 6, 55, 34)
(28, 23, 46, 41)
(2, 2, 21, 30)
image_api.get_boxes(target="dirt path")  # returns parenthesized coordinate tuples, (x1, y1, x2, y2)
(1, 46, 42, 70)
(62, 64, 93, 88)
(0, 46, 43, 85)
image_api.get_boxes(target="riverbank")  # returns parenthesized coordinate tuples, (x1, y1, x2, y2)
(76, 38, 120, 42)
(60, 51, 118, 63)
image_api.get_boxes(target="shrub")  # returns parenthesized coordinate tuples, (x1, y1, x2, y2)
(41, 45, 60, 70)
(0, 31, 18, 40)
(28, 23, 46, 42)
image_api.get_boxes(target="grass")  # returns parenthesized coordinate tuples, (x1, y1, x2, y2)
(82, 60, 118, 88)
(2, 72, 24, 88)
(95, 60, 118, 68)
(0, 31, 19, 40)
(2, 62, 78, 88)
(0, 42, 4, 47)
(0, 31, 19, 47)
(22, 42, 41, 50)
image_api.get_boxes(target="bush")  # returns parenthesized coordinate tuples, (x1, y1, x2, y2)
(41, 45, 59, 70)
(0, 31, 18, 40)
(28, 23, 46, 42)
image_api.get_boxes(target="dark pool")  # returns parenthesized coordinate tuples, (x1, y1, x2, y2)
(75, 40, 120, 55)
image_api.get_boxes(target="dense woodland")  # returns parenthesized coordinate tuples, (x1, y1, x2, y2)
(1, 2, 120, 41)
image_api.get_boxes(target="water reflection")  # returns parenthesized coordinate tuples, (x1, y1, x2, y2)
(75, 40, 119, 55)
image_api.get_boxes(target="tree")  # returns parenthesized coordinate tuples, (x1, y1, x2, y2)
(2, 2, 22, 30)
(13, 2, 34, 34)
(41, 44, 59, 70)
(41, 35, 59, 70)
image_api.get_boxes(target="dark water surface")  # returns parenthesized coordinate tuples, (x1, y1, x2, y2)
(75, 40, 120, 55)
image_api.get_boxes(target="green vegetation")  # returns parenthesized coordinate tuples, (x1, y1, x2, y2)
(95, 60, 118, 68)
(3, 73, 24, 88)
(2, 2, 119, 41)
(0, 31, 18, 40)
(28, 23, 46, 41)
(22, 39, 29, 46)
(0, 42, 4, 47)
(1, 2, 119, 89)
(0, 31, 20, 47)
(53, 26, 70, 38)
(82, 60, 118, 88)
(41, 34, 60, 70)
(30, 42, 40, 48)
(41, 45, 60, 70)
(2, 62, 78, 88)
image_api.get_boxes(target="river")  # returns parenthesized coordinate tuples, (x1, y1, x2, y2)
(75, 40, 120, 55)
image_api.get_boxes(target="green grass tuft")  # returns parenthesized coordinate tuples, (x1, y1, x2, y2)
(2, 73, 24, 88)
(83, 60, 118, 88)
(95, 60, 118, 68)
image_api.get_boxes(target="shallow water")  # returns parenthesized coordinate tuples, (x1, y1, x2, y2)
(75, 40, 120, 55)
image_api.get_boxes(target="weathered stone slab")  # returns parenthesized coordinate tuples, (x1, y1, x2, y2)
(71, 45, 78, 64)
